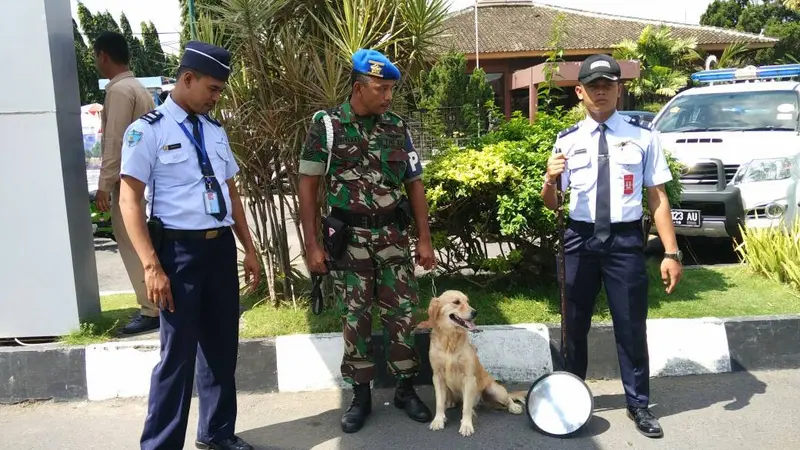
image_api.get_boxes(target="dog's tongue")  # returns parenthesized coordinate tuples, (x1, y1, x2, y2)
(464, 320, 477, 331)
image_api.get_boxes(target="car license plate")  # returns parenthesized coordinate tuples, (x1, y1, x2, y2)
(672, 209, 702, 227)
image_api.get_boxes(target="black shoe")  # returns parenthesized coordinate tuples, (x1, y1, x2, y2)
(394, 378, 432, 423)
(195, 435, 253, 450)
(627, 406, 664, 438)
(341, 384, 372, 433)
(120, 313, 159, 335)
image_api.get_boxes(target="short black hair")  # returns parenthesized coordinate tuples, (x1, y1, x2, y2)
(351, 71, 372, 87)
(93, 31, 130, 65)
(177, 66, 205, 79)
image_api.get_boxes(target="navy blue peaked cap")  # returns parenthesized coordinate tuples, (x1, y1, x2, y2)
(181, 41, 231, 81)
(352, 49, 401, 80)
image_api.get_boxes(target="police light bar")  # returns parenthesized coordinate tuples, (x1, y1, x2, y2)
(691, 63, 800, 83)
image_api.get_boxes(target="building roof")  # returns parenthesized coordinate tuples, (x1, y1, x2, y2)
(439, 1, 778, 57)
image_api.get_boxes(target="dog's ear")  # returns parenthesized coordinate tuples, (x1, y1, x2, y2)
(427, 297, 441, 324)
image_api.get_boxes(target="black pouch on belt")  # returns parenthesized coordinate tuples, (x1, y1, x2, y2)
(321, 215, 351, 261)
(395, 196, 413, 231)
(147, 181, 164, 253)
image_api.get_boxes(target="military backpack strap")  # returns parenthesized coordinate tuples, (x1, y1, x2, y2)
(312, 109, 334, 176)
(139, 110, 164, 125)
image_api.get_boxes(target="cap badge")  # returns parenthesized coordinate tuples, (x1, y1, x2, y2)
(368, 60, 384, 77)
(590, 61, 611, 70)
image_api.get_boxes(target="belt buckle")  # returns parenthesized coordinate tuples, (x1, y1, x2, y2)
(205, 229, 219, 239)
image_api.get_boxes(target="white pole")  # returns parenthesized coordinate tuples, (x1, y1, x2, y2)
(474, 0, 480, 69)
(474, 0, 480, 137)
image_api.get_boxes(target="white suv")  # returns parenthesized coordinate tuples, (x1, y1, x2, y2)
(650, 64, 800, 240)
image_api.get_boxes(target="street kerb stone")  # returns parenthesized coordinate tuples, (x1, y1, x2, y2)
(1, 315, 799, 403)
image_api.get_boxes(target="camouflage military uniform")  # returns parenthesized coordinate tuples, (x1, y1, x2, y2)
(298, 101, 423, 386)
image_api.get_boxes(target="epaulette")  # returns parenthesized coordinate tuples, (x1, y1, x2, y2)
(203, 114, 221, 127)
(624, 115, 651, 130)
(557, 124, 580, 138)
(139, 110, 163, 125)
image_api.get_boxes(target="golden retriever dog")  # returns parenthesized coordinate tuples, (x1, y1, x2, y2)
(419, 290, 524, 437)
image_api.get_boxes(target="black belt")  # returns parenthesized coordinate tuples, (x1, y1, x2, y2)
(330, 207, 398, 229)
(164, 226, 230, 240)
(567, 219, 641, 234)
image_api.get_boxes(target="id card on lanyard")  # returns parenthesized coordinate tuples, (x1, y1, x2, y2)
(177, 119, 221, 215)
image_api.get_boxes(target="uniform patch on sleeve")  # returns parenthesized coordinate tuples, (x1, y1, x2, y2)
(126, 129, 143, 147)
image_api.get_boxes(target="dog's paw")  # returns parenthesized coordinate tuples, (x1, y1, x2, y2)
(459, 420, 475, 437)
(508, 400, 524, 415)
(446, 400, 456, 409)
(429, 416, 447, 431)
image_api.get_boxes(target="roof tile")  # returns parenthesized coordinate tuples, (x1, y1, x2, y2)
(437, 3, 777, 54)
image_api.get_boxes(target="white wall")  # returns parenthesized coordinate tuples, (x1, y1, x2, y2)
(0, 0, 100, 338)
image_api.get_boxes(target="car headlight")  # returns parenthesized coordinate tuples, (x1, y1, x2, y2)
(732, 157, 794, 184)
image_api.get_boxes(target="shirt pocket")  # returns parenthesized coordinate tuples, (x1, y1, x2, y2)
(209, 144, 230, 181)
(566, 151, 592, 188)
(330, 142, 363, 180)
(612, 146, 644, 179)
(156, 149, 197, 186)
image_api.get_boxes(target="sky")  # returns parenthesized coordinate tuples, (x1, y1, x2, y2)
(71, 0, 716, 55)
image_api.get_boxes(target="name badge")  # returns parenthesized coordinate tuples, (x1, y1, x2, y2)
(204, 190, 221, 215)
(624, 174, 634, 195)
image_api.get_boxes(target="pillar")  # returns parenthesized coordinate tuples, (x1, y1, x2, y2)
(0, 0, 101, 339)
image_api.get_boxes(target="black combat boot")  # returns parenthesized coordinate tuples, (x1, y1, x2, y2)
(341, 383, 372, 433)
(394, 378, 432, 423)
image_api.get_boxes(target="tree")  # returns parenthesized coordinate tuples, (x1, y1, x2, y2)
(179, 0, 224, 48)
(75, 4, 176, 84)
(612, 25, 700, 104)
(418, 52, 496, 143)
(700, 0, 800, 65)
(193, 0, 450, 306)
(73, 18, 102, 104)
(120, 13, 147, 76)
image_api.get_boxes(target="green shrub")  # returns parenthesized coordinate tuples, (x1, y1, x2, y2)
(422, 106, 684, 283)
(735, 219, 800, 291)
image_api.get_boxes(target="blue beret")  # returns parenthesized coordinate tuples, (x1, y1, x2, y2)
(181, 41, 231, 82)
(352, 49, 400, 80)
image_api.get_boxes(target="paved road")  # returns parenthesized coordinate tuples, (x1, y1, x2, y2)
(1, 370, 795, 449)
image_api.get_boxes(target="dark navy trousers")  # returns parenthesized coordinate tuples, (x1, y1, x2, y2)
(561, 220, 650, 408)
(140, 229, 240, 450)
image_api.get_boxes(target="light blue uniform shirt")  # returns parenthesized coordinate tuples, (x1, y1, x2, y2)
(554, 111, 673, 223)
(120, 96, 240, 230)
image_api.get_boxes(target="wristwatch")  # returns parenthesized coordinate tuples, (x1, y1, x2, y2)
(664, 250, 683, 263)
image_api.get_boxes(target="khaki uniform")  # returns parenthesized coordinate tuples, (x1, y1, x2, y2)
(99, 71, 156, 317)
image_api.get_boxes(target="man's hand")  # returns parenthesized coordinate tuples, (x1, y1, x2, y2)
(546, 152, 567, 183)
(146, 265, 173, 312)
(661, 258, 682, 294)
(243, 250, 261, 291)
(415, 238, 436, 271)
(306, 245, 328, 274)
(95, 190, 111, 212)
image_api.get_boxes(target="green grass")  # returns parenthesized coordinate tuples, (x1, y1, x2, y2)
(63, 262, 800, 345)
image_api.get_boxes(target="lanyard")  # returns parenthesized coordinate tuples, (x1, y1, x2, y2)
(176, 118, 214, 187)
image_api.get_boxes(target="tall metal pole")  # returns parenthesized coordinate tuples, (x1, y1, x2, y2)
(474, 0, 480, 137)
(474, 0, 480, 70)
(188, 0, 197, 40)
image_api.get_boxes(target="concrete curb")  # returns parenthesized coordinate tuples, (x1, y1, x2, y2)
(1, 315, 798, 403)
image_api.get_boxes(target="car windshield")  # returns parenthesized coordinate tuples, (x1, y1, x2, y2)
(654, 90, 799, 133)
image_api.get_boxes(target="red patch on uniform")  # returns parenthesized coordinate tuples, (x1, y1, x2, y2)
(624, 174, 634, 195)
